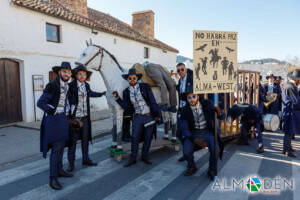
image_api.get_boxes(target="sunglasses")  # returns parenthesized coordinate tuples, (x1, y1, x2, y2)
(187, 95, 197, 100)
(128, 77, 137, 81)
(177, 68, 185, 73)
(61, 70, 71, 74)
(77, 73, 87, 77)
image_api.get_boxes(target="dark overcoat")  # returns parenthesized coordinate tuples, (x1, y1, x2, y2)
(37, 77, 71, 158)
(282, 82, 300, 135)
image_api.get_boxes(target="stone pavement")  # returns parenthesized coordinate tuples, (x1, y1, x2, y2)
(0, 129, 299, 200)
(0, 110, 112, 166)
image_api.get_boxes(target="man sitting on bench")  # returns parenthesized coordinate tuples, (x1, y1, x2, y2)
(178, 89, 224, 180)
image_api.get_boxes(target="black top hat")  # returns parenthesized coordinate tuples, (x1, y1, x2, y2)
(288, 69, 300, 81)
(72, 65, 93, 79)
(266, 73, 276, 80)
(122, 68, 142, 80)
(52, 62, 72, 74)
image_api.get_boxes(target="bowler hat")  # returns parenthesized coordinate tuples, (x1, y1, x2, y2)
(52, 62, 72, 74)
(122, 68, 142, 80)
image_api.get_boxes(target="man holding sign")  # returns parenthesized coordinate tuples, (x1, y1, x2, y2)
(179, 90, 224, 179)
(192, 30, 238, 179)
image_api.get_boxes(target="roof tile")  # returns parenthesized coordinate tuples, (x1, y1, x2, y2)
(11, 0, 179, 53)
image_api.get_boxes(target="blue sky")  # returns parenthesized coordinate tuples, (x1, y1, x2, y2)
(87, 0, 300, 62)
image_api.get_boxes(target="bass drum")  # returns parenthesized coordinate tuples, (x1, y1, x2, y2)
(263, 114, 280, 132)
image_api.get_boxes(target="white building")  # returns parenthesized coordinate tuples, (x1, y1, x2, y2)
(0, 0, 179, 124)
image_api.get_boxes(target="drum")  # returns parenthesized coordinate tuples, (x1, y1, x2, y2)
(263, 114, 280, 132)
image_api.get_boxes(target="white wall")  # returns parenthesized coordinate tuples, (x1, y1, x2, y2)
(0, 0, 177, 122)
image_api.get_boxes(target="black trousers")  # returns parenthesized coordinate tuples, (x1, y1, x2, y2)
(68, 118, 90, 165)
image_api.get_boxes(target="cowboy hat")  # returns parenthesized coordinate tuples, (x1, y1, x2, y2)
(52, 62, 72, 74)
(122, 68, 142, 80)
(72, 65, 93, 79)
(287, 69, 300, 81)
(266, 72, 276, 80)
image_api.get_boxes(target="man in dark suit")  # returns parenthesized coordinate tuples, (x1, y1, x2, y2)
(67, 65, 106, 172)
(258, 75, 267, 114)
(282, 70, 300, 157)
(176, 63, 193, 112)
(37, 62, 74, 190)
(264, 73, 282, 114)
(228, 104, 264, 153)
(175, 63, 193, 162)
(179, 90, 224, 180)
(113, 69, 160, 167)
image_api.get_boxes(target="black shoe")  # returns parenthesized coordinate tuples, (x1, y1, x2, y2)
(82, 160, 98, 166)
(282, 149, 287, 155)
(58, 170, 74, 178)
(115, 148, 123, 152)
(177, 156, 185, 162)
(163, 135, 169, 140)
(124, 160, 136, 167)
(49, 178, 62, 190)
(184, 167, 198, 176)
(257, 146, 264, 154)
(207, 170, 215, 181)
(290, 146, 296, 152)
(237, 139, 250, 146)
(141, 158, 152, 165)
(292, 135, 296, 140)
(288, 152, 296, 158)
(67, 164, 74, 172)
(171, 139, 178, 143)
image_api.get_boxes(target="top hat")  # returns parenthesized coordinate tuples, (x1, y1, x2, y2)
(52, 62, 72, 74)
(288, 69, 300, 81)
(72, 65, 93, 79)
(122, 68, 143, 80)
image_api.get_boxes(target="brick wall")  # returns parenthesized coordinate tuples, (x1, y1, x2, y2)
(132, 10, 154, 40)
(57, 0, 88, 17)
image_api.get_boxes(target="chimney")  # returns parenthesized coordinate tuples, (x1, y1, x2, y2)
(56, 0, 88, 17)
(132, 10, 154, 40)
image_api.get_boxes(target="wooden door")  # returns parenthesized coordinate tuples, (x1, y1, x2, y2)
(0, 59, 22, 124)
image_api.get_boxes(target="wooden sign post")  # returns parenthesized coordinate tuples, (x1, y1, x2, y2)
(193, 30, 238, 180)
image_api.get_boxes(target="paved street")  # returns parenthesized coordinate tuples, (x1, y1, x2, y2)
(0, 127, 299, 200)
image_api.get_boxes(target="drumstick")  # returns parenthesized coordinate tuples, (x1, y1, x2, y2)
(144, 120, 156, 127)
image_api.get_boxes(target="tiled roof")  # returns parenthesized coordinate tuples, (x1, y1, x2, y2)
(11, 0, 179, 53)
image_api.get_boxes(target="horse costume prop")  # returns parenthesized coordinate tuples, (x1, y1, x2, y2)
(76, 40, 177, 150)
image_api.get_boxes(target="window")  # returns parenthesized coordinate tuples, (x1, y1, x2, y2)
(144, 47, 149, 58)
(46, 23, 60, 43)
